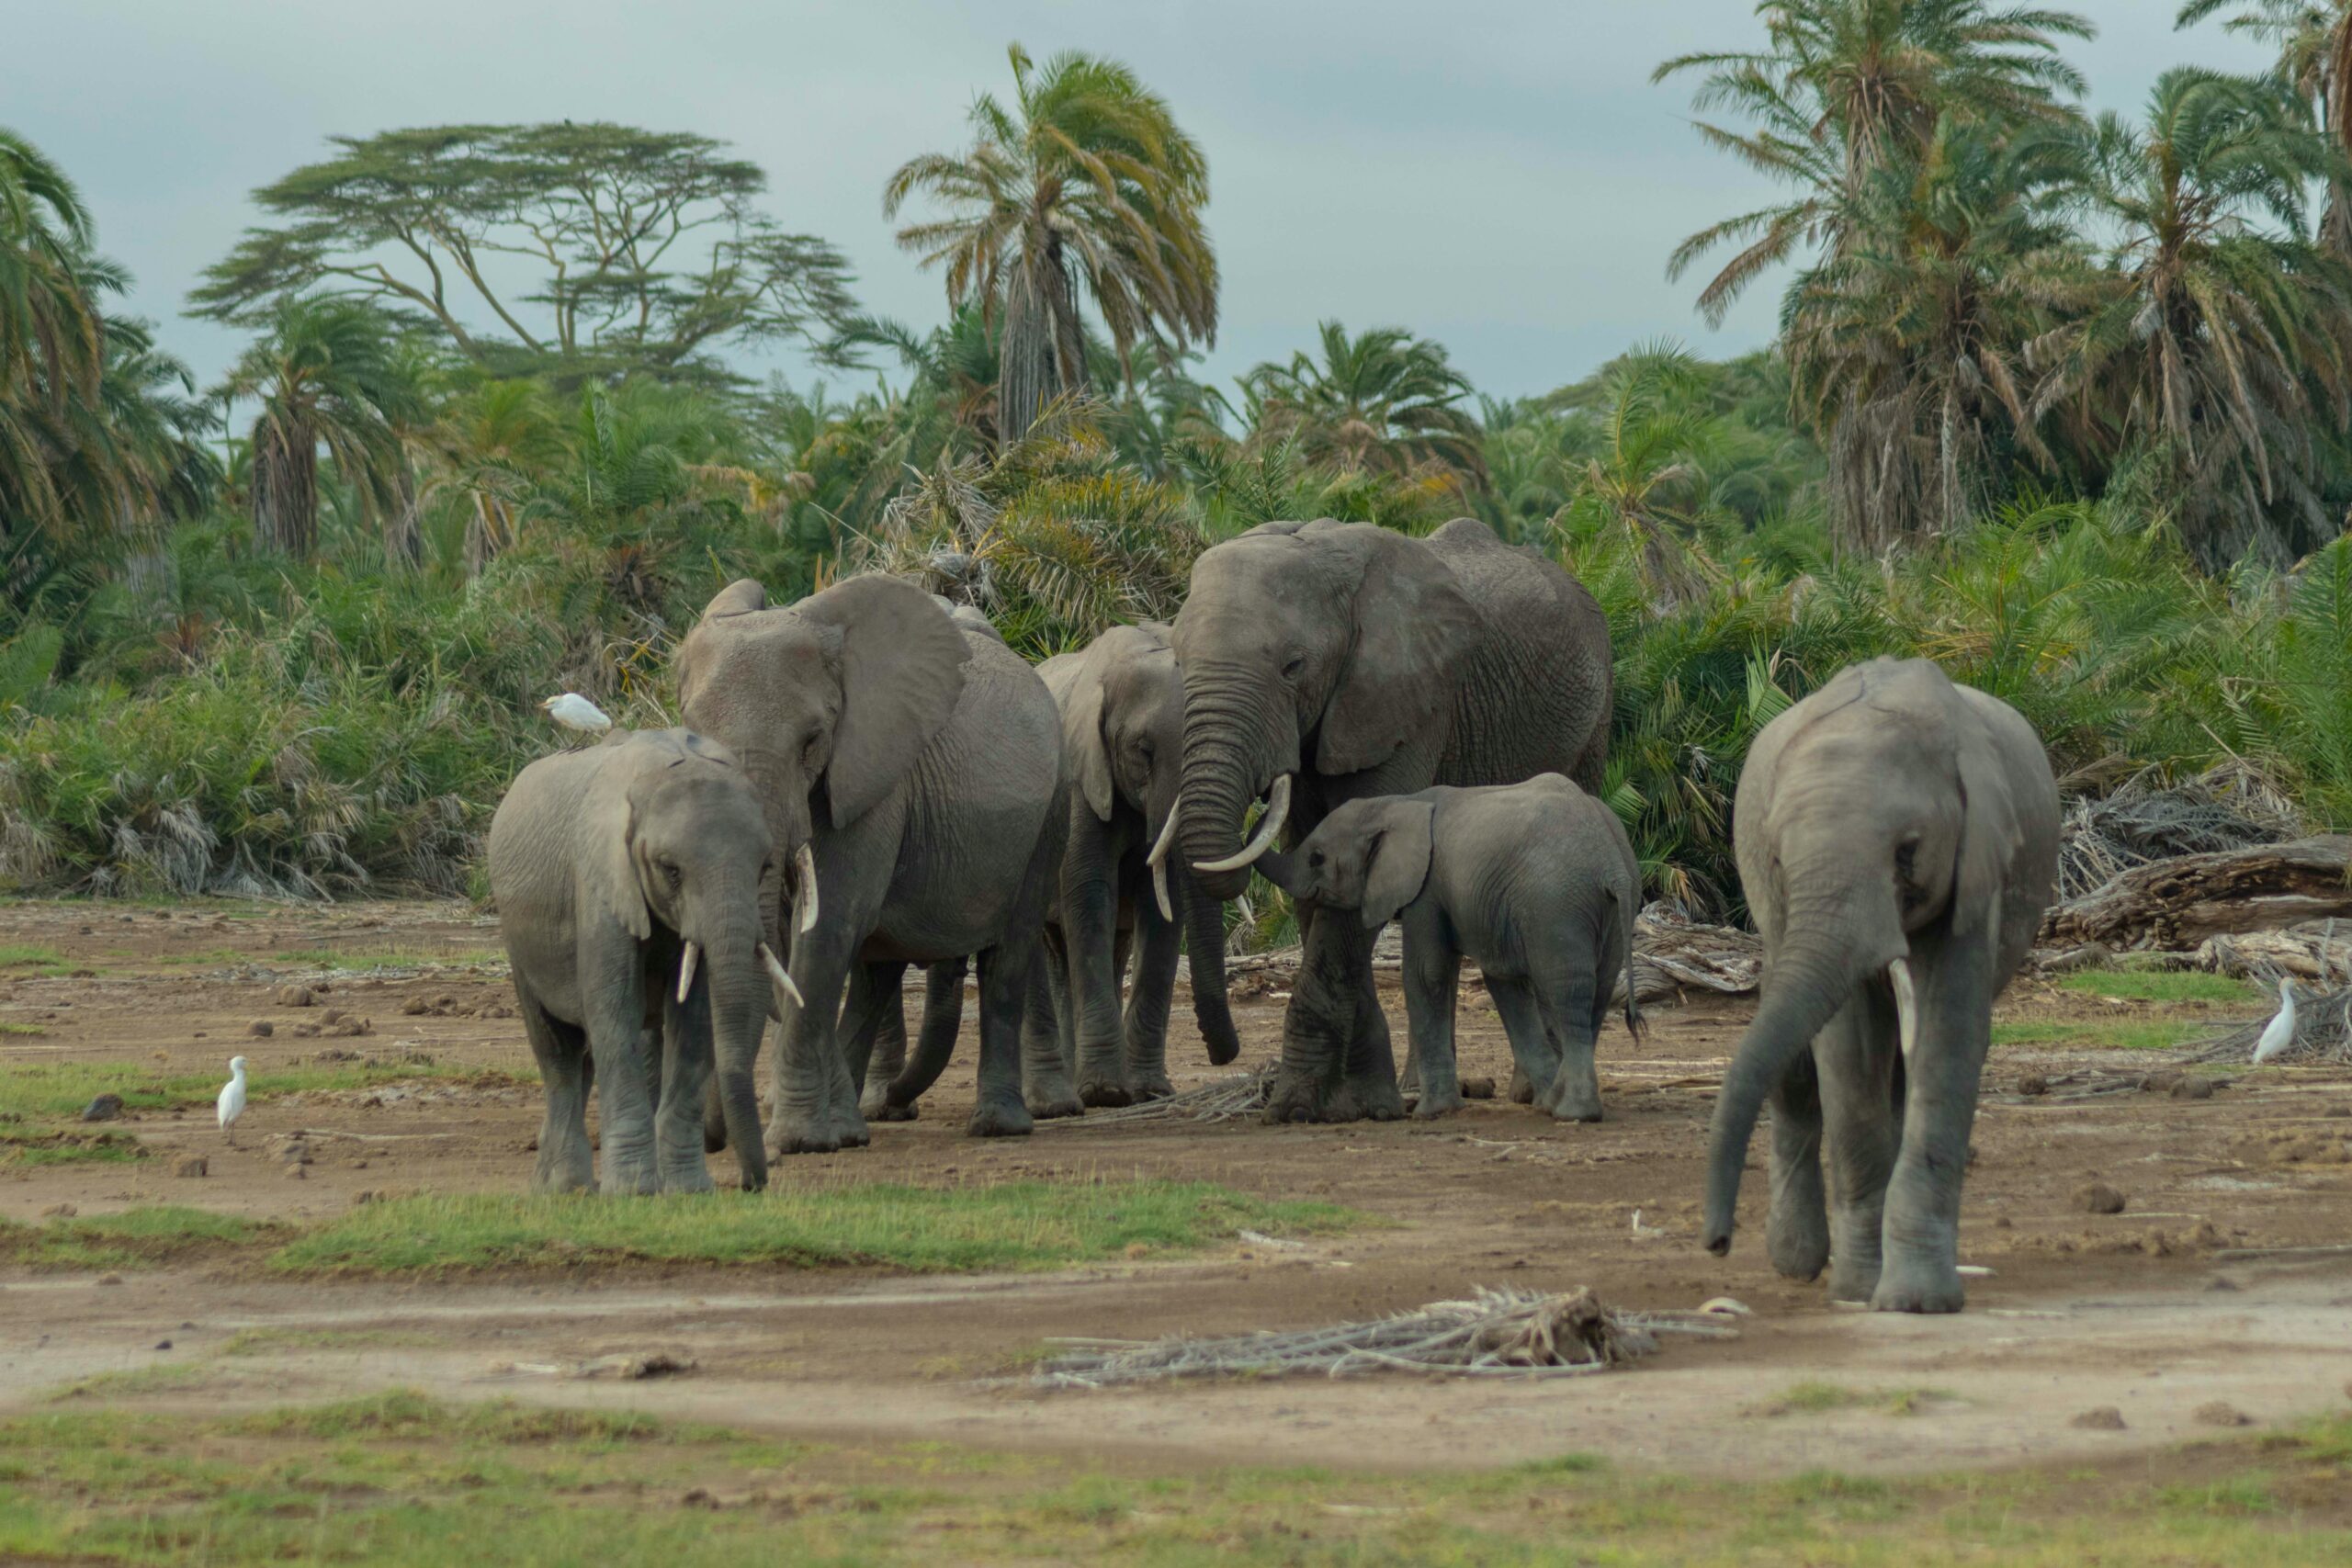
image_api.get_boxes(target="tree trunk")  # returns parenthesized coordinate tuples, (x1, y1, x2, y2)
(2040, 836, 2352, 952)
(252, 414, 318, 558)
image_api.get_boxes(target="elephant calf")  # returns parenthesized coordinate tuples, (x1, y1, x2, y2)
(488, 728, 791, 1194)
(1702, 658, 2058, 1314)
(1256, 773, 1641, 1122)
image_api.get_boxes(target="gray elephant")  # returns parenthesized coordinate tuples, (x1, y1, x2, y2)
(1171, 516, 1613, 1123)
(487, 728, 791, 1194)
(1254, 774, 1640, 1122)
(676, 573, 1068, 1178)
(1702, 658, 2058, 1314)
(1037, 622, 1241, 1106)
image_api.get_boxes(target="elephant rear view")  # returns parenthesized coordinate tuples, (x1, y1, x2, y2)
(1702, 659, 2058, 1314)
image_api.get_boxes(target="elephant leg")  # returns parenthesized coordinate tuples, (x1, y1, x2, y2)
(518, 982, 594, 1194)
(858, 965, 910, 1121)
(1023, 931, 1083, 1119)
(768, 926, 868, 1157)
(1485, 976, 1554, 1102)
(655, 978, 717, 1194)
(1872, 934, 1994, 1314)
(1398, 919, 1464, 1120)
(839, 962, 900, 1125)
(580, 947, 659, 1195)
(1070, 920, 1137, 1106)
(1532, 963, 1604, 1123)
(1817, 984, 1903, 1303)
(1267, 907, 1402, 1123)
(884, 958, 967, 1116)
(1764, 1047, 1831, 1284)
(1122, 900, 1180, 1102)
(969, 940, 1037, 1139)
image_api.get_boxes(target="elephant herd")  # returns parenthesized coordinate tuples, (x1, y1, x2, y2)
(487, 515, 2062, 1314)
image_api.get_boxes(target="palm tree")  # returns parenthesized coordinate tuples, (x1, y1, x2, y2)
(1656, 0, 2095, 321)
(1244, 321, 1487, 491)
(884, 45, 1217, 443)
(0, 130, 107, 537)
(1555, 344, 1727, 603)
(1784, 115, 2094, 548)
(2031, 69, 2352, 568)
(2177, 2, 2352, 249)
(419, 377, 568, 574)
(218, 297, 424, 560)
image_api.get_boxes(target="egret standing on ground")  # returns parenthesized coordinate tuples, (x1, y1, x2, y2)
(2253, 977, 2298, 1064)
(217, 1056, 248, 1144)
(539, 693, 613, 734)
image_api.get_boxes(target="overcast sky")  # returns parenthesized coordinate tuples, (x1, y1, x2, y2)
(15, 1, 2274, 401)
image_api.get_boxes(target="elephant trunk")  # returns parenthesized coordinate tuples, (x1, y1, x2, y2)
(1702, 890, 1902, 1257)
(1177, 663, 1288, 903)
(1177, 863, 1241, 1066)
(709, 954, 770, 1192)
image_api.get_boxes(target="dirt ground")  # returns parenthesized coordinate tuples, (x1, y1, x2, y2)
(3, 897, 2348, 1481)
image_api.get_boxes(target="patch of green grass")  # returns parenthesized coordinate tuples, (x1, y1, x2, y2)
(50, 1362, 220, 1403)
(2052, 969, 2264, 1005)
(0, 1021, 44, 1035)
(1751, 1382, 1953, 1418)
(0, 943, 75, 976)
(0, 1395, 2342, 1565)
(216, 1326, 435, 1359)
(0, 1059, 522, 1125)
(149, 947, 256, 966)
(1993, 1019, 2210, 1052)
(0, 1129, 144, 1166)
(270, 1181, 1353, 1276)
(274, 946, 507, 972)
(0, 1206, 282, 1270)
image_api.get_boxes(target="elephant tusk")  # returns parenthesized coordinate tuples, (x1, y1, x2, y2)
(759, 942, 805, 1010)
(675, 941, 699, 1005)
(1888, 957, 1917, 1061)
(794, 841, 820, 934)
(1145, 793, 1182, 868)
(1193, 774, 1291, 874)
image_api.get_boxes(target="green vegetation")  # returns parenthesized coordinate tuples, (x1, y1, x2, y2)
(1992, 1018, 2214, 1052)
(1751, 1381, 1955, 1417)
(0, 1059, 518, 1125)
(0, 1206, 278, 1269)
(0, 1392, 2343, 1564)
(270, 945, 507, 970)
(272, 1182, 1349, 1276)
(6, 15, 2352, 918)
(2052, 968, 2267, 1004)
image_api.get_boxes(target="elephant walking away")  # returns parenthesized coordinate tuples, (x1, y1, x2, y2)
(1172, 517, 1613, 1124)
(1255, 774, 1640, 1122)
(1038, 623, 1241, 1106)
(1702, 658, 2058, 1314)
(487, 729, 790, 1194)
(677, 574, 1068, 1178)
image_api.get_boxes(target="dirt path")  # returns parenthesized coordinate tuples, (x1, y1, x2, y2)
(4, 897, 2349, 1479)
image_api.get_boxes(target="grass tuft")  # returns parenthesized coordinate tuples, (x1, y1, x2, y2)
(0, 1206, 281, 1270)
(2052, 970, 2266, 1005)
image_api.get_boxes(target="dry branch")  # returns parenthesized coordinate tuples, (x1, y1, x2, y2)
(1025, 1287, 1737, 1388)
(2038, 836, 2352, 952)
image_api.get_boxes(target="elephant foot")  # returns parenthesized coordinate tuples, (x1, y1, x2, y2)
(1542, 1086, 1605, 1123)
(1026, 1084, 1086, 1120)
(1871, 1257, 1964, 1314)
(1769, 1228, 1833, 1285)
(967, 1095, 1035, 1138)
(857, 1083, 892, 1120)
(870, 1100, 920, 1122)
(1125, 1068, 1175, 1102)
(1412, 1083, 1466, 1120)
(531, 1164, 594, 1196)
(1261, 1066, 1330, 1124)
(1327, 1068, 1407, 1122)
(1077, 1075, 1133, 1109)
(767, 1108, 872, 1156)
(1507, 1063, 1535, 1105)
(659, 1165, 717, 1196)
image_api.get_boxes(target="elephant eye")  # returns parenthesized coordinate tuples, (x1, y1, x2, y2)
(1281, 653, 1306, 681)
(1309, 850, 1324, 867)
(660, 859, 683, 889)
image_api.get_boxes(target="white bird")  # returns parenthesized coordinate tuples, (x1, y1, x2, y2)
(2253, 976, 2299, 1064)
(538, 693, 612, 733)
(217, 1056, 248, 1144)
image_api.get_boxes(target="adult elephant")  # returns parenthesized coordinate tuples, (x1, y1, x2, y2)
(675, 574, 1068, 1184)
(1173, 516, 1613, 1122)
(1701, 658, 2058, 1314)
(1038, 622, 1241, 1106)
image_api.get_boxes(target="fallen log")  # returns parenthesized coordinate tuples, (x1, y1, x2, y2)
(2037, 836, 2352, 952)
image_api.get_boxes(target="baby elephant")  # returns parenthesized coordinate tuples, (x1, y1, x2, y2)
(488, 728, 794, 1194)
(1258, 774, 1640, 1121)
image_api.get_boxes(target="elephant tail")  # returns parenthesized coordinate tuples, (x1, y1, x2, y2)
(1614, 883, 1643, 1041)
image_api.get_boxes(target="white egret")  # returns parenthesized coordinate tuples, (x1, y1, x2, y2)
(2253, 977, 2298, 1064)
(217, 1056, 248, 1144)
(539, 693, 613, 733)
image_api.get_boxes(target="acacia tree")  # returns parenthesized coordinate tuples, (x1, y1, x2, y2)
(192, 123, 860, 385)
(884, 45, 1217, 443)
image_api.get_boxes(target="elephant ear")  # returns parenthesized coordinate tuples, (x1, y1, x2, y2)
(1055, 651, 1116, 822)
(1360, 798, 1437, 931)
(801, 575, 970, 827)
(701, 578, 768, 620)
(1317, 533, 1484, 777)
(579, 766, 651, 942)
(1952, 727, 2019, 940)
